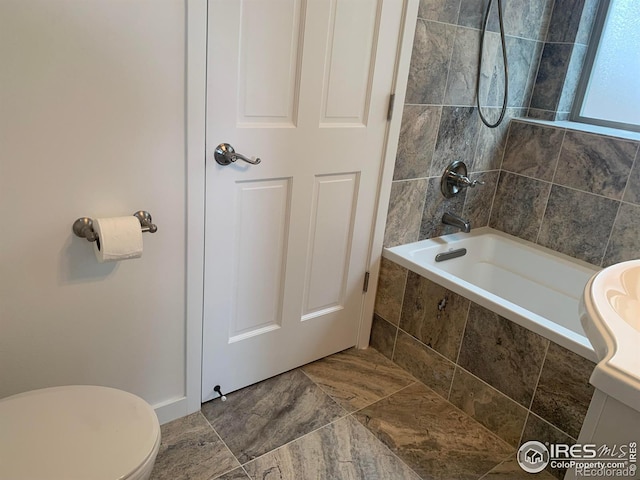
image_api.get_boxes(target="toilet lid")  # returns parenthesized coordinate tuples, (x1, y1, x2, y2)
(0, 385, 160, 480)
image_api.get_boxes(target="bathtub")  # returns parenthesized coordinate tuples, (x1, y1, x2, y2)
(383, 227, 599, 362)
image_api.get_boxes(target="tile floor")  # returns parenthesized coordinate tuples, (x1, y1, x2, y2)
(150, 348, 555, 480)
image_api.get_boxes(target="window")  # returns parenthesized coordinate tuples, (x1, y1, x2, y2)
(572, 0, 640, 132)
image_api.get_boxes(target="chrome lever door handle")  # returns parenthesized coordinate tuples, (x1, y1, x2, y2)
(214, 143, 261, 166)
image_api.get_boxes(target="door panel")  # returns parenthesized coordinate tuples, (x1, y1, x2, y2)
(238, 0, 303, 124)
(202, 0, 405, 402)
(320, 0, 380, 125)
(302, 173, 359, 319)
(231, 178, 291, 340)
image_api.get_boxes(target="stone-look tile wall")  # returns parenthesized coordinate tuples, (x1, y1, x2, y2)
(372, 118, 640, 476)
(528, 0, 600, 120)
(383, 0, 553, 247)
(492, 120, 640, 266)
(371, 261, 596, 479)
(373, 3, 638, 477)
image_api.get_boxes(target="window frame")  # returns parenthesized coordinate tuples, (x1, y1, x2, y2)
(571, 0, 640, 133)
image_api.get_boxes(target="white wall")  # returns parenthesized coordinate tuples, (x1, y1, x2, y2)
(0, 0, 188, 419)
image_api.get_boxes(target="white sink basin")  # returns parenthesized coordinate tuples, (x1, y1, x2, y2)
(579, 259, 640, 411)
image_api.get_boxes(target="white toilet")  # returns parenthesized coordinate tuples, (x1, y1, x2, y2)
(0, 385, 161, 480)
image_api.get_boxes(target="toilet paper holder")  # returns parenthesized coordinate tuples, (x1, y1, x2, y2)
(72, 211, 158, 242)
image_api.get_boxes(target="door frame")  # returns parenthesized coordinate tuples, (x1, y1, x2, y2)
(185, 0, 207, 416)
(356, 0, 419, 348)
(183, 0, 419, 417)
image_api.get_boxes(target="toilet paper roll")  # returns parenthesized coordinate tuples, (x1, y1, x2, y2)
(93, 216, 143, 263)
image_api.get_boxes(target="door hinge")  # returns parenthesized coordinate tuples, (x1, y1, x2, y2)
(387, 93, 395, 121)
(363, 271, 371, 293)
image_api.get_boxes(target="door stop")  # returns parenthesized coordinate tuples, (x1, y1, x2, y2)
(213, 385, 227, 402)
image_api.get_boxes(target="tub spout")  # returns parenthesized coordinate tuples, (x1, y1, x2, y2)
(442, 212, 471, 233)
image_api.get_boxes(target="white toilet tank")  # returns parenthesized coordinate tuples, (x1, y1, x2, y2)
(0, 385, 161, 480)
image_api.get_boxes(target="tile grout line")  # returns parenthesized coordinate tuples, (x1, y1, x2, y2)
(301, 351, 421, 417)
(548, 128, 565, 186)
(468, 107, 484, 178)
(395, 323, 457, 373)
(346, 382, 426, 480)
(197, 411, 247, 479)
(485, 112, 516, 229)
(527, 340, 551, 413)
(448, 300, 472, 400)
(297, 366, 349, 414)
(355, 422, 425, 480)
(415, 174, 430, 242)
(496, 115, 513, 172)
(517, 118, 640, 143)
(438, 19, 457, 122)
(234, 415, 345, 468)
(511, 117, 567, 132)
(521, 28, 544, 117)
(206, 348, 528, 480)
(524, 9, 548, 116)
(453, 301, 472, 367)
(502, 166, 627, 204)
(391, 267, 409, 360)
(417, 15, 547, 44)
(485, 166, 503, 228)
(477, 449, 521, 480)
(389, 376, 521, 478)
(535, 129, 565, 245)
(600, 198, 624, 268)
(349, 381, 420, 419)
(229, 405, 354, 469)
(618, 143, 639, 204)
(233, 355, 421, 472)
(210, 384, 350, 475)
(514, 340, 553, 451)
(391, 168, 503, 184)
(446, 367, 458, 404)
(500, 168, 553, 187)
(416, 381, 518, 460)
(351, 378, 518, 479)
(364, 348, 528, 467)
(459, 365, 528, 415)
(295, 366, 353, 421)
(417, 332, 568, 463)
(384, 326, 524, 454)
(601, 143, 640, 266)
(522, 408, 579, 445)
(390, 321, 400, 360)
(235, 382, 422, 472)
(516, 410, 532, 454)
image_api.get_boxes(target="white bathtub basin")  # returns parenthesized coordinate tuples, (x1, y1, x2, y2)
(383, 227, 599, 361)
(580, 260, 640, 411)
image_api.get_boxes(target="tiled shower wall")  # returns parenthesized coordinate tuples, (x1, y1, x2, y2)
(382, 0, 552, 247)
(528, 0, 600, 120)
(385, 0, 640, 257)
(373, 1, 640, 478)
(374, 118, 640, 474)
(492, 120, 640, 267)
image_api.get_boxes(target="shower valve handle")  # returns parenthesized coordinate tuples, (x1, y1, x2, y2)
(449, 171, 485, 188)
(441, 161, 484, 198)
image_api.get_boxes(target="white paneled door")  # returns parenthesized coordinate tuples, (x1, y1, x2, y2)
(202, 0, 405, 401)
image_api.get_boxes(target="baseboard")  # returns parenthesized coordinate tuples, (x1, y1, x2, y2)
(153, 395, 192, 425)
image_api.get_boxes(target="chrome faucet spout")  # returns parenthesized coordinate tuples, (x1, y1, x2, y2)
(442, 212, 471, 233)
